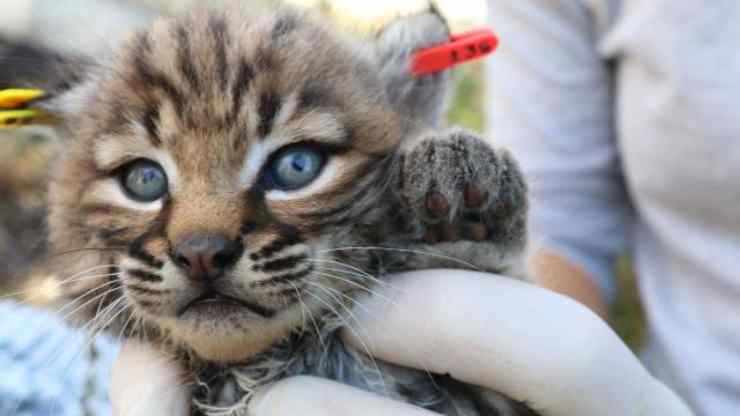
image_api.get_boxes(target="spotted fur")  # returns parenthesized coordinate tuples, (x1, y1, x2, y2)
(35, 3, 535, 415)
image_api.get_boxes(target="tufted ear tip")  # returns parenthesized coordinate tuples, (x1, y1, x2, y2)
(374, 6, 452, 128)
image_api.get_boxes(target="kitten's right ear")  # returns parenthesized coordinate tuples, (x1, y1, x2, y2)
(373, 4, 451, 128)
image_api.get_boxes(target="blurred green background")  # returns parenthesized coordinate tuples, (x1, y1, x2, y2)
(0, 0, 644, 351)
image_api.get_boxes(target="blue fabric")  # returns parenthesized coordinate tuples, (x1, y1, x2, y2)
(0, 301, 119, 416)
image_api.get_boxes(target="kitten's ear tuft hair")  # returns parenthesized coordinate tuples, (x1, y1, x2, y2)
(32, 56, 96, 134)
(374, 5, 451, 127)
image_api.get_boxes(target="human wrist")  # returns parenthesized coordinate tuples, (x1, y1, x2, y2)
(529, 249, 609, 319)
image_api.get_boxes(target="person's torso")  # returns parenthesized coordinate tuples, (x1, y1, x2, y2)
(596, 0, 740, 413)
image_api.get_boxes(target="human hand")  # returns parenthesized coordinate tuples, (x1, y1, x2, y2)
(111, 270, 693, 416)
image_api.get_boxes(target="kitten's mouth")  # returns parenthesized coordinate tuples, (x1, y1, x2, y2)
(178, 291, 275, 319)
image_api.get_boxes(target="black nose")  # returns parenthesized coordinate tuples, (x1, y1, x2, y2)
(171, 235, 242, 280)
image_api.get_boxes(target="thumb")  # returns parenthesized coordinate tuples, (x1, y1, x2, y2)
(110, 340, 191, 416)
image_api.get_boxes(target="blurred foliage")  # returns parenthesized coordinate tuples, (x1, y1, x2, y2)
(612, 256, 646, 351)
(447, 62, 485, 131)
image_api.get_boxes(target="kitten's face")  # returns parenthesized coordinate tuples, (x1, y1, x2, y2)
(48, 8, 406, 361)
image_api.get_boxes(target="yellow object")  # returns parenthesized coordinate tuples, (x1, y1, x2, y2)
(0, 89, 46, 109)
(0, 88, 57, 129)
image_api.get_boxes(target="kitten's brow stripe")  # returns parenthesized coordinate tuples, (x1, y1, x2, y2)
(133, 34, 186, 115)
(257, 91, 281, 138)
(208, 15, 230, 90)
(296, 86, 341, 114)
(255, 45, 276, 71)
(142, 106, 161, 146)
(231, 60, 255, 121)
(80, 203, 115, 216)
(128, 269, 163, 283)
(81, 203, 133, 217)
(272, 13, 299, 40)
(175, 24, 202, 92)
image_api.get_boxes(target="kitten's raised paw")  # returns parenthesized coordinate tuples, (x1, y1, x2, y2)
(398, 128, 528, 250)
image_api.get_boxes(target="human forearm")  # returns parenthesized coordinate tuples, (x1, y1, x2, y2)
(528, 248, 609, 319)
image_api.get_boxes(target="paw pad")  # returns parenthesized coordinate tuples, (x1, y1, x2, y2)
(425, 192, 450, 218)
(463, 183, 487, 207)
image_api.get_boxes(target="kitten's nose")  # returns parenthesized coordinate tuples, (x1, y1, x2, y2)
(171, 235, 241, 280)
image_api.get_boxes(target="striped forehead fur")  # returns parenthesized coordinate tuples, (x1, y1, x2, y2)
(102, 6, 399, 150)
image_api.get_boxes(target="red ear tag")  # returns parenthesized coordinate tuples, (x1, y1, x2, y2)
(411, 28, 499, 77)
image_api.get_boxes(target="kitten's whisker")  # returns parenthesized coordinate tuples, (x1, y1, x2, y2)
(287, 282, 308, 334)
(72, 297, 125, 359)
(304, 284, 388, 395)
(56, 281, 121, 323)
(54, 297, 128, 381)
(309, 258, 374, 279)
(318, 246, 481, 271)
(90, 297, 128, 337)
(0, 264, 119, 301)
(86, 299, 130, 353)
(48, 246, 126, 260)
(308, 281, 375, 317)
(308, 281, 438, 386)
(118, 307, 139, 340)
(312, 271, 397, 307)
(58, 264, 120, 281)
(37, 279, 120, 328)
(289, 281, 323, 350)
(40, 293, 124, 375)
(317, 278, 441, 387)
(52, 277, 121, 317)
(309, 259, 394, 288)
(312, 263, 403, 293)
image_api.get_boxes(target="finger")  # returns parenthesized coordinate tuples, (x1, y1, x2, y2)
(341, 270, 692, 416)
(249, 376, 436, 416)
(110, 340, 190, 416)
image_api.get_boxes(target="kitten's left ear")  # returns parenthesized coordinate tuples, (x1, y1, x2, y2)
(374, 5, 451, 127)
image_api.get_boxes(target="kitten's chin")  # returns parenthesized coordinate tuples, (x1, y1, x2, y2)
(184, 327, 288, 362)
(163, 308, 303, 362)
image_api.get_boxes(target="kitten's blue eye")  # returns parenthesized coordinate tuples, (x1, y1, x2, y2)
(120, 159, 168, 202)
(267, 146, 325, 191)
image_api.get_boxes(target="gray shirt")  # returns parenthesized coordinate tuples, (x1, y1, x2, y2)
(486, 1, 740, 414)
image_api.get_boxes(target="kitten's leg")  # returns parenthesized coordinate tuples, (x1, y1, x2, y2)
(392, 127, 528, 278)
(389, 129, 538, 415)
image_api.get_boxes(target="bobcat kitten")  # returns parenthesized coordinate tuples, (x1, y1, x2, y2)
(35, 3, 534, 415)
